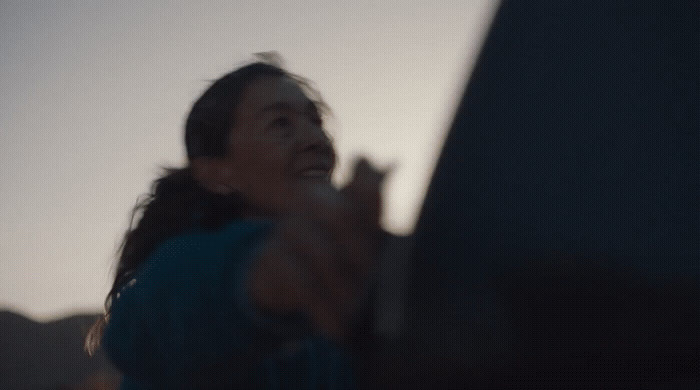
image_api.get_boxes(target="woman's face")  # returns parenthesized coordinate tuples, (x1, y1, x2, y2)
(212, 75, 336, 215)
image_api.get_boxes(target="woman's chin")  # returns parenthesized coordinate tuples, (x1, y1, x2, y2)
(296, 175, 332, 185)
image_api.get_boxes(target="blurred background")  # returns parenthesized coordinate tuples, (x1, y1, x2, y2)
(0, 0, 499, 321)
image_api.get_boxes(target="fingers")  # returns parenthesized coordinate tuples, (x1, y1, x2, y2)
(342, 158, 391, 225)
(347, 158, 391, 194)
(298, 158, 389, 293)
(291, 157, 390, 234)
(256, 156, 388, 340)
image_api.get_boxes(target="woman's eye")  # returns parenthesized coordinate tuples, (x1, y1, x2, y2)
(272, 117, 291, 127)
(310, 115, 323, 126)
(268, 116, 293, 138)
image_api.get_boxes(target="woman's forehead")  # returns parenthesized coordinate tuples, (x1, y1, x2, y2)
(239, 76, 312, 116)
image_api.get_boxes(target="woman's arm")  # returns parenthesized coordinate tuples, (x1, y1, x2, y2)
(102, 159, 387, 386)
(102, 220, 296, 387)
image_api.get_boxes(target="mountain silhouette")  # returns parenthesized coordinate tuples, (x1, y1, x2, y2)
(0, 310, 120, 390)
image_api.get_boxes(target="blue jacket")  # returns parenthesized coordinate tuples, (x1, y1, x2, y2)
(102, 219, 356, 389)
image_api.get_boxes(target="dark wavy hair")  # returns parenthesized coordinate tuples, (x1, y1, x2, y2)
(85, 56, 329, 355)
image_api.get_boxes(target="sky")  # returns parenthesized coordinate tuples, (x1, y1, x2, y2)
(0, 0, 499, 320)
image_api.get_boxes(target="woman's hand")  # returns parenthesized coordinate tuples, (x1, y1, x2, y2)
(249, 158, 388, 340)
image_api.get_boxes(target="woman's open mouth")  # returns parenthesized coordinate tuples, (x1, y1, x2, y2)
(297, 161, 333, 181)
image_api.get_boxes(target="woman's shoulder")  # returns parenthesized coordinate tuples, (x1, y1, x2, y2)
(103, 218, 278, 388)
(152, 218, 273, 258)
(107, 218, 276, 320)
(120, 218, 274, 290)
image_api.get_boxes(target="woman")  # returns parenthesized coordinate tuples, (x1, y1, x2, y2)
(86, 58, 387, 389)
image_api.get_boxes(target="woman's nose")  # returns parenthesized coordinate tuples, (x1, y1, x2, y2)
(298, 120, 332, 151)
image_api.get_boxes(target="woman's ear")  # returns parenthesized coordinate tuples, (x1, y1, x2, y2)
(190, 158, 235, 195)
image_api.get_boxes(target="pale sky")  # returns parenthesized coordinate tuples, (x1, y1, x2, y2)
(0, 0, 498, 320)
